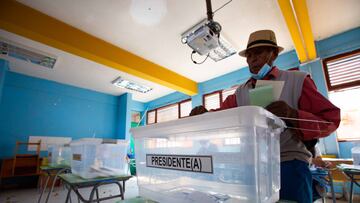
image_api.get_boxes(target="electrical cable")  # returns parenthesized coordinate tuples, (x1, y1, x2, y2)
(213, 0, 232, 15)
(191, 51, 210, 64)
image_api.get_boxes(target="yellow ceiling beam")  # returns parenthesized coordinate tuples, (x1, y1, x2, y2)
(277, 0, 308, 63)
(0, 0, 198, 95)
(292, 0, 317, 60)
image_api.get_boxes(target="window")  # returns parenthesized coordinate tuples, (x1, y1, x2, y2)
(203, 87, 237, 110)
(157, 104, 178, 123)
(222, 88, 237, 101)
(204, 91, 221, 110)
(323, 49, 360, 141)
(180, 100, 192, 118)
(329, 87, 360, 141)
(147, 110, 156, 124)
(323, 49, 360, 91)
(146, 99, 192, 124)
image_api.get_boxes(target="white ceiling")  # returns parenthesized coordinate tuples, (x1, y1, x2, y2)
(0, 29, 174, 102)
(2, 0, 359, 102)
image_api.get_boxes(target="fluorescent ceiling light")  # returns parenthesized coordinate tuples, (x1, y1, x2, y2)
(112, 77, 152, 93)
(0, 37, 57, 69)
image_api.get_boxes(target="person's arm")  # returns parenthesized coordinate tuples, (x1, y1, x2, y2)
(218, 94, 237, 110)
(297, 76, 341, 140)
(265, 76, 340, 141)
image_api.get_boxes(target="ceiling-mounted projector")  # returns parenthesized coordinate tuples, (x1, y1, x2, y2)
(182, 0, 235, 63)
(181, 20, 221, 56)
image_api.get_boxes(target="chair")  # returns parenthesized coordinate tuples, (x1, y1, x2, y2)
(12, 141, 41, 176)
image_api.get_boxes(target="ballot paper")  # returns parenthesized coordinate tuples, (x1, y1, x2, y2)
(256, 80, 284, 101)
(249, 85, 274, 107)
(249, 80, 284, 107)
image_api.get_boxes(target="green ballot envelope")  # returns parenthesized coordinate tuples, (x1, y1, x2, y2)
(249, 85, 274, 107)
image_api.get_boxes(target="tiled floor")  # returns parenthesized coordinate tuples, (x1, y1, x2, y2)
(0, 177, 139, 203)
(0, 178, 356, 203)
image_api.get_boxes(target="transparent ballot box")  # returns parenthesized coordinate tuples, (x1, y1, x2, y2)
(131, 106, 285, 203)
(70, 139, 129, 178)
(47, 144, 71, 166)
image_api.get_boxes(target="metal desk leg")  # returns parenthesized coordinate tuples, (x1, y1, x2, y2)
(45, 168, 68, 203)
(349, 175, 354, 203)
(38, 172, 51, 203)
(327, 173, 336, 203)
(89, 185, 97, 203)
(65, 186, 72, 203)
(96, 188, 100, 203)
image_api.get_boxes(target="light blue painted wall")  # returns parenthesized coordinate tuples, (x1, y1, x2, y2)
(117, 93, 132, 140)
(317, 27, 360, 59)
(131, 100, 145, 112)
(0, 70, 121, 158)
(0, 59, 9, 104)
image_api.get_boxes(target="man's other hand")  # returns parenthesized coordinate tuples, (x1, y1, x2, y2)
(189, 105, 208, 116)
(265, 100, 298, 127)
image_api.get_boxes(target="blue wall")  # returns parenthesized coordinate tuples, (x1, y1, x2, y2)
(118, 93, 132, 140)
(0, 59, 8, 104)
(0, 65, 124, 158)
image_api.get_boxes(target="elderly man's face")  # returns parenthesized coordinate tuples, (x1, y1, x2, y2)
(246, 46, 275, 74)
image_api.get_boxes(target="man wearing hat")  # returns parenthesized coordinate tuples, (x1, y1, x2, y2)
(190, 30, 340, 202)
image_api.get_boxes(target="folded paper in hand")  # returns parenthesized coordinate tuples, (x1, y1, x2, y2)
(249, 80, 284, 107)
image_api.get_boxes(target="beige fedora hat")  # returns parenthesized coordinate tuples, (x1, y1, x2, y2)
(238, 30, 284, 57)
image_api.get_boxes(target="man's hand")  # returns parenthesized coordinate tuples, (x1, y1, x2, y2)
(189, 105, 208, 116)
(312, 157, 333, 169)
(265, 101, 298, 127)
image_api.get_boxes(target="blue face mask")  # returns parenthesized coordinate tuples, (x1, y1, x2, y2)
(251, 63, 272, 80)
(251, 53, 273, 80)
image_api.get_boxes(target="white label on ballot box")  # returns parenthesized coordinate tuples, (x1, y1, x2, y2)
(146, 154, 213, 173)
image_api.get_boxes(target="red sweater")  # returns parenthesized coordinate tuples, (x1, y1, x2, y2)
(219, 67, 341, 141)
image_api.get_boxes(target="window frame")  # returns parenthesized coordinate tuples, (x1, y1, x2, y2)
(179, 99, 192, 118)
(322, 49, 360, 91)
(202, 86, 238, 110)
(146, 109, 157, 125)
(146, 99, 192, 125)
(202, 90, 222, 110)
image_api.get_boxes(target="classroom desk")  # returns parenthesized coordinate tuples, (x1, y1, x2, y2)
(38, 165, 71, 203)
(59, 173, 132, 203)
(337, 165, 360, 203)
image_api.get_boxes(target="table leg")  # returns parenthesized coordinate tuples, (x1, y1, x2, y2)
(38, 172, 50, 203)
(96, 188, 100, 203)
(349, 174, 354, 203)
(89, 186, 97, 203)
(327, 173, 336, 203)
(65, 186, 72, 203)
(45, 168, 68, 203)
